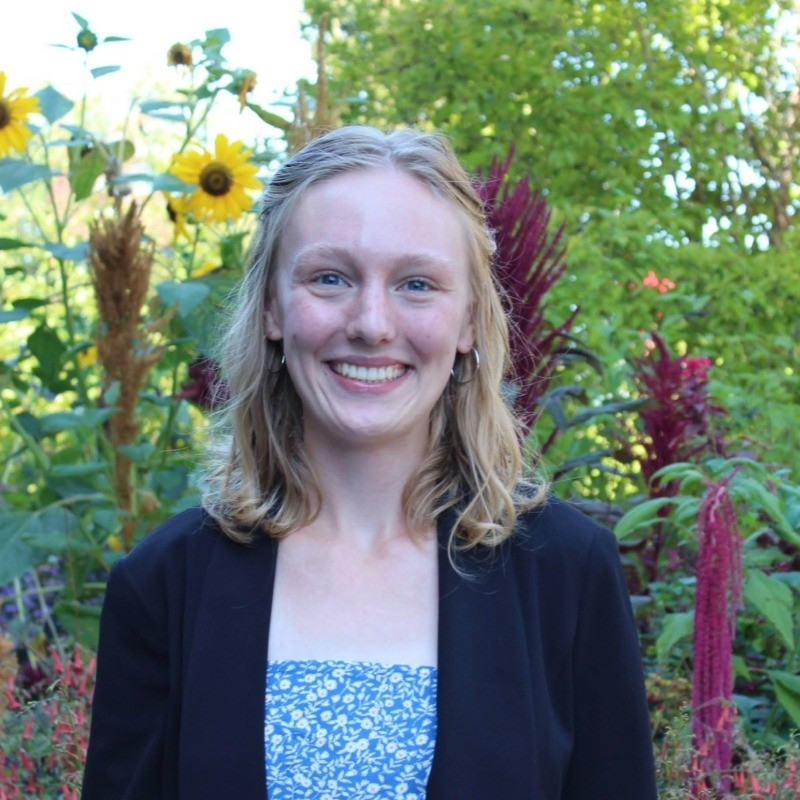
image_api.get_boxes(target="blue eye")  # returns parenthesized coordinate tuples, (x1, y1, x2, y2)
(404, 277, 432, 292)
(315, 272, 345, 286)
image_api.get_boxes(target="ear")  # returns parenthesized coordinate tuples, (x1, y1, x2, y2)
(264, 299, 283, 342)
(456, 313, 475, 355)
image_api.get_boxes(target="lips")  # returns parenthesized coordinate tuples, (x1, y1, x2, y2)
(330, 362, 408, 383)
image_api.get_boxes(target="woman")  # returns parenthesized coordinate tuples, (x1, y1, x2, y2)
(82, 127, 657, 799)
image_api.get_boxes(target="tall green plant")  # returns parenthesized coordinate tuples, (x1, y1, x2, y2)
(0, 18, 290, 646)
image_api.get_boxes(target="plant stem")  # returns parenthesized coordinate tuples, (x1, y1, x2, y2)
(29, 567, 66, 664)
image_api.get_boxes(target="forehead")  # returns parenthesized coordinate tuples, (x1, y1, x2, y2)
(277, 168, 470, 270)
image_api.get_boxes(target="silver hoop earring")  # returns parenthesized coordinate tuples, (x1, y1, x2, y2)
(450, 347, 480, 384)
(269, 351, 286, 373)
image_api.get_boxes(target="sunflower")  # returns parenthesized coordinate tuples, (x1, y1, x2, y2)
(189, 261, 220, 279)
(169, 134, 261, 224)
(0, 72, 40, 158)
(163, 192, 193, 240)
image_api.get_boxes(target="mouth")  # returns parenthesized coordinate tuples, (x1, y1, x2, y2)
(329, 362, 409, 383)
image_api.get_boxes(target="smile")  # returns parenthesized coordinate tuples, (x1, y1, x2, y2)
(330, 362, 408, 383)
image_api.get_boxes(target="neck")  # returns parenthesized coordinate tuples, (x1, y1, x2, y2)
(303, 431, 432, 549)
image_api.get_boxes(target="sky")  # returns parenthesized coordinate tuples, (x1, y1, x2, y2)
(2, 1, 315, 144)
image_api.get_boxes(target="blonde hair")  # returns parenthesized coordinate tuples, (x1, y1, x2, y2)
(202, 126, 546, 554)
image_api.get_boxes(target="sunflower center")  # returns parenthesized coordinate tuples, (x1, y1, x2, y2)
(199, 162, 234, 196)
(0, 100, 11, 129)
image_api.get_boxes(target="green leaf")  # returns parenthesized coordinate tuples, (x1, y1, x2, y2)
(245, 102, 291, 131)
(14, 297, 50, 311)
(152, 173, 196, 193)
(614, 497, 682, 540)
(27, 324, 66, 391)
(205, 27, 231, 45)
(72, 11, 89, 28)
(54, 600, 102, 649)
(117, 443, 156, 463)
(140, 100, 188, 113)
(104, 380, 121, 405)
(39, 408, 117, 433)
(44, 241, 90, 261)
(651, 462, 706, 489)
(157, 280, 210, 317)
(34, 86, 74, 124)
(768, 670, 800, 729)
(49, 461, 111, 478)
(0, 308, 30, 323)
(143, 111, 187, 122)
(656, 611, 694, 663)
(744, 569, 795, 650)
(0, 512, 37, 584)
(91, 507, 120, 533)
(568, 397, 649, 426)
(91, 65, 121, 78)
(103, 36, 131, 43)
(70, 149, 107, 200)
(39, 412, 83, 433)
(0, 159, 53, 192)
(735, 478, 800, 547)
(732, 655, 752, 681)
(771, 571, 800, 591)
(0, 237, 33, 249)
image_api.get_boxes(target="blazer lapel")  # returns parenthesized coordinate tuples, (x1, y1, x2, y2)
(428, 512, 539, 799)
(179, 531, 277, 800)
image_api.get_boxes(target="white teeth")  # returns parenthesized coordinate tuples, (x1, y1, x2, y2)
(332, 363, 406, 382)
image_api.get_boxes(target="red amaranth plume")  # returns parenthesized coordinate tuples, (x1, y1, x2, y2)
(627, 332, 726, 582)
(634, 332, 720, 486)
(692, 475, 743, 795)
(175, 356, 228, 410)
(474, 151, 578, 433)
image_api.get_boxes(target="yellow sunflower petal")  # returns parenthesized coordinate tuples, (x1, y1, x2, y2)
(0, 73, 6, 96)
(6, 121, 31, 151)
(11, 95, 40, 115)
(190, 261, 219, 278)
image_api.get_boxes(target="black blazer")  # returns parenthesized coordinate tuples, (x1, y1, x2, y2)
(82, 498, 657, 799)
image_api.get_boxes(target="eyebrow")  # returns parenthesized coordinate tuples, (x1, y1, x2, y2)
(292, 244, 459, 271)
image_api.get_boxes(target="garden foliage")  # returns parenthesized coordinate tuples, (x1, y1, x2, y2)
(1, 9, 799, 796)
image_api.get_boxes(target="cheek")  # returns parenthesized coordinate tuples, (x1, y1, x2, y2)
(284, 297, 339, 350)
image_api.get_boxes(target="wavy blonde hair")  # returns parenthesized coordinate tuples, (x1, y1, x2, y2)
(202, 126, 546, 553)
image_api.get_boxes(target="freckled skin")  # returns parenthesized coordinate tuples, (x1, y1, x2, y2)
(265, 168, 475, 453)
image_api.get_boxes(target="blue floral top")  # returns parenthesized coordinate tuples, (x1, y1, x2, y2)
(265, 659, 438, 800)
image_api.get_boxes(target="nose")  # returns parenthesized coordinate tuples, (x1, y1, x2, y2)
(345, 284, 396, 344)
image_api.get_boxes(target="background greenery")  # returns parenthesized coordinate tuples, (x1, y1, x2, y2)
(1, 3, 799, 796)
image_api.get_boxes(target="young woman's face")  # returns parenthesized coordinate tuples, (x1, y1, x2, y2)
(266, 168, 475, 451)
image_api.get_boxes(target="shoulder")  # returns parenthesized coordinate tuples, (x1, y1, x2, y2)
(513, 494, 616, 558)
(476, 494, 623, 594)
(105, 507, 241, 612)
(122, 506, 222, 571)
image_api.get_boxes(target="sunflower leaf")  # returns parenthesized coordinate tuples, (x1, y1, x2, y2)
(152, 173, 196, 193)
(140, 100, 188, 113)
(157, 281, 210, 318)
(35, 86, 75, 124)
(44, 241, 90, 262)
(70, 149, 107, 200)
(72, 12, 90, 28)
(91, 65, 121, 79)
(0, 159, 54, 192)
(0, 309, 30, 324)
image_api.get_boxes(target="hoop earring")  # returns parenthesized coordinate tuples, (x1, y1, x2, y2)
(450, 347, 480, 385)
(268, 351, 286, 373)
